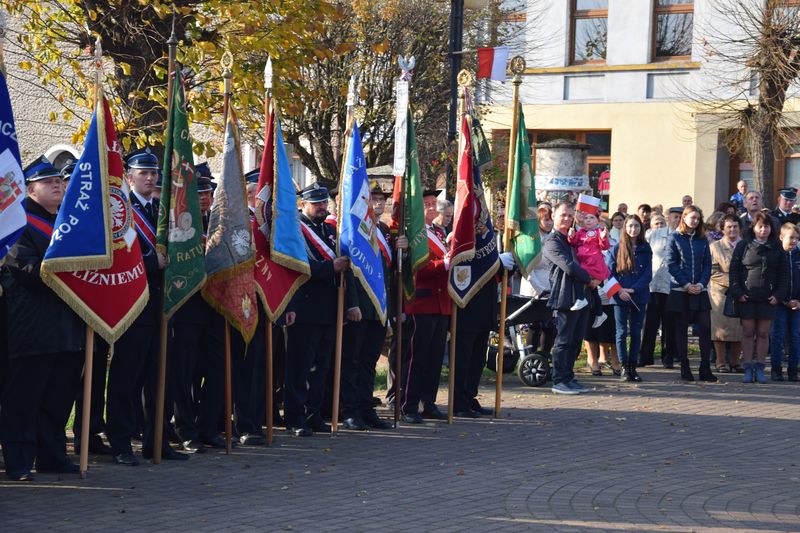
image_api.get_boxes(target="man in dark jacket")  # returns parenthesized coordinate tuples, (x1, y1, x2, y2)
(106, 148, 188, 465)
(284, 183, 351, 436)
(772, 188, 800, 226)
(0, 157, 84, 480)
(542, 202, 601, 395)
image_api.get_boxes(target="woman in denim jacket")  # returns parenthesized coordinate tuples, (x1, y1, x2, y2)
(666, 206, 716, 382)
(610, 215, 652, 382)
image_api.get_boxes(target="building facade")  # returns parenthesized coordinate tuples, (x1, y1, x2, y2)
(483, 0, 800, 213)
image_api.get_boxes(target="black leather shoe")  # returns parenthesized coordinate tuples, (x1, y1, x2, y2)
(402, 413, 424, 424)
(181, 440, 206, 453)
(7, 470, 35, 481)
(421, 405, 447, 420)
(454, 409, 479, 419)
(161, 447, 189, 461)
(202, 435, 228, 449)
(342, 417, 368, 430)
(113, 452, 139, 466)
(239, 433, 266, 446)
(771, 367, 784, 381)
(372, 396, 383, 407)
(286, 425, 312, 437)
(788, 367, 799, 382)
(469, 400, 493, 416)
(363, 412, 393, 429)
(307, 415, 331, 433)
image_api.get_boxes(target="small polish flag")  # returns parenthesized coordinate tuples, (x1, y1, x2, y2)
(477, 46, 510, 81)
(575, 193, 601, 215)
(602, 276, 622, 298)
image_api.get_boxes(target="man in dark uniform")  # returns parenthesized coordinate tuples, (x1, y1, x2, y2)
(106, 148, 187, 465)
(170, 171, 226, 453)
(285, 183, 351, 436)
(340, 185, 401, 430)
(0, 157, 84, 480)
(772, 188, 800, 226)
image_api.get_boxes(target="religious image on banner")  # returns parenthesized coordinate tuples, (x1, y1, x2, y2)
(0, 69, 25, 259)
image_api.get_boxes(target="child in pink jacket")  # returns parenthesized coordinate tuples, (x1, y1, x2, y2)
(568, 209, 610, 327)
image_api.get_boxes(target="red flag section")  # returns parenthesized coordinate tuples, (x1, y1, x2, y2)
(449, 115, 477, 268)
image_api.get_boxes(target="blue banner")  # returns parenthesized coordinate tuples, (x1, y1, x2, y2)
(43, 103, 112, 270)
(448, 162, 500, 307)
(339, 123, 387, 322)
(0, 71, 25, 260)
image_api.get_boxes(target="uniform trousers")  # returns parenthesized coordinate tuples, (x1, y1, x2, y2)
(284, 323, 335, 428)
(402, 314, 448, 415)
(232, 321, 266, 436)
(341, 319, 387, 419)
(385, 315, 410, 405)
(106, 321, 169, 455)
(172, 321, 224, 442)
(73, 336, 109, 445)
(453, 330, 489, 412)
(0, 351, 82, 474)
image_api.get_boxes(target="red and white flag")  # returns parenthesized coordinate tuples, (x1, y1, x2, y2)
(602, 276, 621, 298)
(477, 46, 509, 81)
(449, 114, 477, 268)
(576, 193, 601, 215)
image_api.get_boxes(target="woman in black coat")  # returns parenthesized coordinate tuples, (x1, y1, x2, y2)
(728, 211, 787, 384)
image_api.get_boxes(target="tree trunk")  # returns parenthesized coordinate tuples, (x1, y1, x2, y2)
(749, 112, 776, 209)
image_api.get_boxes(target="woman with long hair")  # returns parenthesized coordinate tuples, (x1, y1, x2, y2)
(610, 215, 652, 381)
(666, 205, 716, 382)
(728, 211, 787, 383)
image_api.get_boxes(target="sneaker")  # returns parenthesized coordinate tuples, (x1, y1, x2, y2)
(551, 382, 580, 395)
(570, 298, 588, 311)
(592, 312, 608, 329)
(568, 380, 589, 393)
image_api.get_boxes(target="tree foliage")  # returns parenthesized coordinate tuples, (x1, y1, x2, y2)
(3, 0, 331, 156)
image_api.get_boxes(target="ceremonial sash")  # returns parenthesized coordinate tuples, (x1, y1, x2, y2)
(376, 228, 392, 264)
(26, 213, 53, 239)
(427, 227, 447, 259)
(300, 220, 336, 261)
(131, 204, 156, 252)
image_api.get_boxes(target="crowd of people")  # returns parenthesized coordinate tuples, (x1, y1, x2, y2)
(532, 180, 800, 396)
(2, 147, 799, 483)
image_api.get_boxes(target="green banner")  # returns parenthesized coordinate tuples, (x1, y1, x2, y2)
(402, 109, 429, 301)
(156, 72, 206, 318)
(508, 103, 540, 277)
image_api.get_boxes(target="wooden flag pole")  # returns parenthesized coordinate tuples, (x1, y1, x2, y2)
(263, 58, 274, 447)
(331, 76, 357, 436)
(153, 11, 179, 466)
(447, 304, 458, 424)
(394, 182, 405, 425)
(79, 325, 94, 478)
(496, 56, 526, 417)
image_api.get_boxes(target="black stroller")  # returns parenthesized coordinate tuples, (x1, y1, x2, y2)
(486, 294, 555, 387)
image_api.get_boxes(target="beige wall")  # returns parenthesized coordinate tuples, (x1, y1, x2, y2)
(483, 101, 725, 213)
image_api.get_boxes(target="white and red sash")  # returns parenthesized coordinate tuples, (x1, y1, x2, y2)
(131, 204, 157, 252)
(376, 228, 392, 265)
(300, 220, 336, 261)
(427, 227, 447, 259)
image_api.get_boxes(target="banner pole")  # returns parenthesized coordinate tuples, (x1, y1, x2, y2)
(153, 9, 179, 467)
(496, 57, 525, 417)
(266, 323, 273, 446)
(447, 304, 458, 424)
(79, 325, 94, 478)
(222, 320, 232, 453)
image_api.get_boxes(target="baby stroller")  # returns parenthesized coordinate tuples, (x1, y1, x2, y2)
(486, 294, 554, 387)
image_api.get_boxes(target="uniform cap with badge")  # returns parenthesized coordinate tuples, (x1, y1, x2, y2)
(124, 147, 159, 170)
(23, 155, 61, 184)
(298, 182, 329, 203)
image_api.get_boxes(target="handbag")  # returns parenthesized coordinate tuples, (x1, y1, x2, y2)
(723, 291, 739, 318)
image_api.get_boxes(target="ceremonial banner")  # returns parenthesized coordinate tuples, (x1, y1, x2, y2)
(41, 96, 148, 343)
(202, 108, 258, 342)
(449, 115, 477, 268)
(448, 116, 500, 308)
(0, 70, 25, 260)
(253, 111, 310, 320)
(390, 108, 428, 302)
(339, 122, 387, 322)
(507, 103, 541, 278)
(156, 71, 206, 318)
